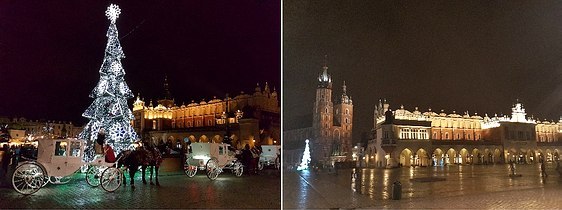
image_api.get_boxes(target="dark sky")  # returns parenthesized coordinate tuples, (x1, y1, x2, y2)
(284, 1, 562, 143)
(0, 0, 280, 125)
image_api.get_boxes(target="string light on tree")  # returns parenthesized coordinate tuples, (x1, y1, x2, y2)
(297, 139, 311, 170)
(79, 4, 137, 161)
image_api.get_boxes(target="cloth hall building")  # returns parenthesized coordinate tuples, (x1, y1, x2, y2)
(132, 79, 280, 149)
(366, 100, 561, 168)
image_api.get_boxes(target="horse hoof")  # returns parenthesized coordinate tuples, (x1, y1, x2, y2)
(131, 185, 135, 189)
(156, 182, 160, 186)
(143, 181, 147, 184)
(150, 182, 154, 185)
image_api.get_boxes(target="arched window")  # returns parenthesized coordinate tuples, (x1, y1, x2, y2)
(445, 133, 449, 139)
(345, 109, 349, 115)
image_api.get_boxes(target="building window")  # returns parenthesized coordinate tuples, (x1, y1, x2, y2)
(445, 133, 449, 140)
(346, 109, 349, 115)
(152, 120, 156, 130)
(433, 132, 437, 139)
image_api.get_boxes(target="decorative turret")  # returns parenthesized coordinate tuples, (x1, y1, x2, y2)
(271, 86, 278, 99)
(255, 83, 262, 93)
(511, 102, 527, 123)
(133, 93, 145, 111)
(264, 82, 270, 94)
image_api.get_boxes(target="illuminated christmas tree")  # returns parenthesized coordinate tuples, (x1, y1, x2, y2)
(297, 139, 311, 170)
(79, 4, 137, 161)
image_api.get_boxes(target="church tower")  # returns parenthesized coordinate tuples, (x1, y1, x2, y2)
(158, 75, 175, 108)
(312, 58, 333, 163)
(334, 81, 353, 158)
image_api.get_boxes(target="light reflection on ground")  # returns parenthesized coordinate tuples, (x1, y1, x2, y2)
(283, 162, 562, 209)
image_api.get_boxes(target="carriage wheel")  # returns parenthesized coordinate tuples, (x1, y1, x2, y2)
(275, 157, 281, 171)
(101, 167, 122, 192)
(41, 176, 50, 187)
(86, 165, 107, 187)
(258, 161, 264, 171)
(183, 158, 197, 178)
(12, 162, 45, 195)
(206, 158, 219, 180)
(233, 162, 244, 177)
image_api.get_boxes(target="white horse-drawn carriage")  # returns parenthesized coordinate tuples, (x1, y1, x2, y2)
(183, 142, 244, 180)
(258, 145, 281, 171)
(11, 138, 123, 195)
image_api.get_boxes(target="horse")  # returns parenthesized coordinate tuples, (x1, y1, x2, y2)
(117, 145, 163, 188)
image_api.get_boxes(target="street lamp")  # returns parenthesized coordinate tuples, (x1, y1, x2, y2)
(223, 94, 232, 146)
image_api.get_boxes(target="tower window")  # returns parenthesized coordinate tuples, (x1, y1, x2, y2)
(345, 109, 349, 115)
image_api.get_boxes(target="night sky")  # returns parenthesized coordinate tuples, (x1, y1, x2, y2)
(0, 1, 280, 125)
(284, 1, 562, 143)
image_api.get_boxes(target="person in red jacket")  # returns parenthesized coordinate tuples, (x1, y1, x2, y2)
(104, 144, 116, 163)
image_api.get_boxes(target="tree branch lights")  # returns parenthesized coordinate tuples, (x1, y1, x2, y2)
(79, 4, 137, 162)
(297, 139, 311, 171)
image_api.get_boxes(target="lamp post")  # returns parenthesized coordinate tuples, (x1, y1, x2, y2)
(223, 94, 232, 146)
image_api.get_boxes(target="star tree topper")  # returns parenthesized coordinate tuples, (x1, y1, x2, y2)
(105, 4, 121, 24)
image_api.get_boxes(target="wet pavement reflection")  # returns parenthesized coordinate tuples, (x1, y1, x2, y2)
(283, 162, 562, 209)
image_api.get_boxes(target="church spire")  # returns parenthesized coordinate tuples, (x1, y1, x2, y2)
(341, 80, 352, 105)
(158, 74, 174, 108)
(163, 74, 172, 100)
(317, 55, 332, 89)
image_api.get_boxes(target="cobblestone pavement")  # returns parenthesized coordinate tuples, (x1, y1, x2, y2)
(0, 168, 280, 209)
(283, 162, 562, 209)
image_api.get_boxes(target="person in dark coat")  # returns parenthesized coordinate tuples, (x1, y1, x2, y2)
(95, 129, 106, 155)
(242, 144, 252, 175)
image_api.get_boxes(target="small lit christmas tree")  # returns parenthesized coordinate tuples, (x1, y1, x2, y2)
(79, 4, 137, 161)
(297, 139, 311, 170)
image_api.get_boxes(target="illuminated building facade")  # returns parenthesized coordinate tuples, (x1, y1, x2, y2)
(284, 63, 353, 165)
(0, 117, 83, 144)
(367, 100, 561, 168)
(132, 80, 280, 149)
